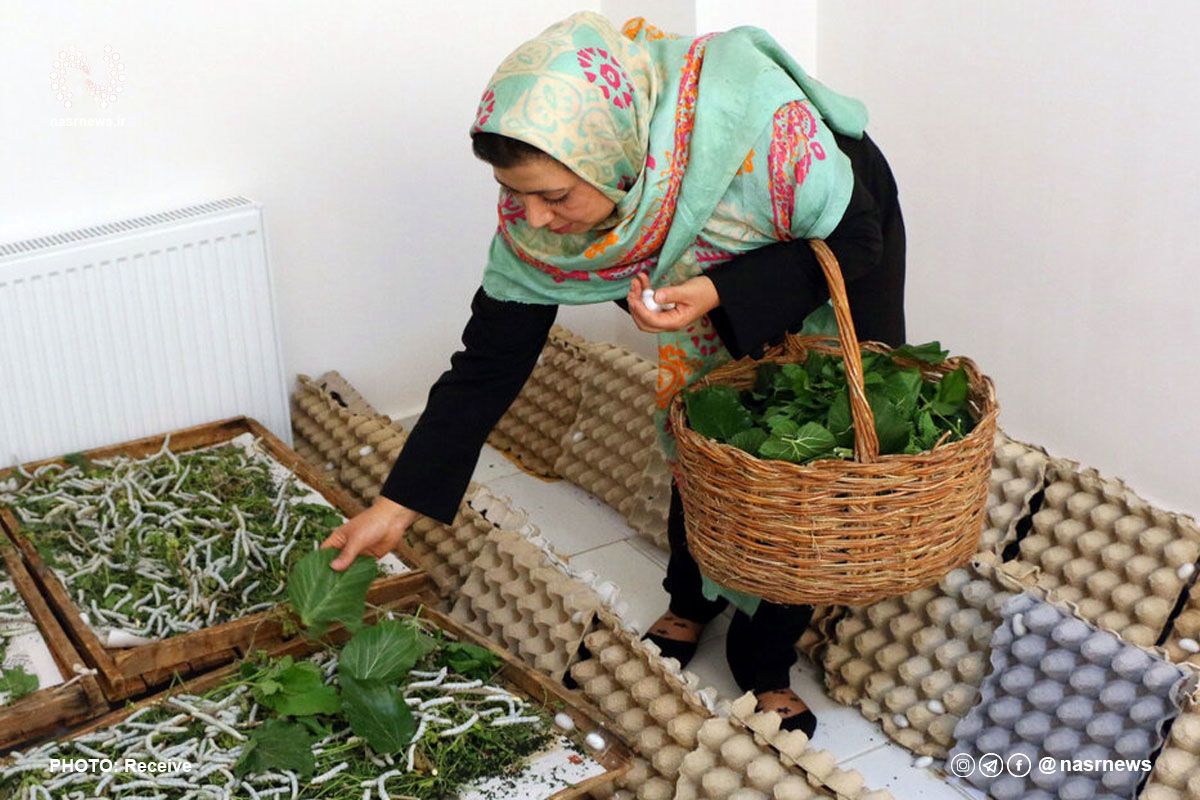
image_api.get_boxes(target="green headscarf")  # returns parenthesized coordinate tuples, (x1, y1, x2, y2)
(475, 12, 867, 305)
(473, 12, 870, 615)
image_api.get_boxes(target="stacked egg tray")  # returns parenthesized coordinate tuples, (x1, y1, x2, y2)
(291, 370, 410, 505)
(450, 521, 604, 682)
(797, 605, 848, 665)
(402, 481, 496, 594)
(821, 554, 1051, 758)
(488, 326, 672, 548)
(552, 341, 671, 549)
(949, 590, 1195, 800)
(982, 433, 1050, 556)
(1012, 460, 1200, 648)
(488, 324, 591, 479)
(571, 612, 894, 800)
(1143, 695, 1200, 800)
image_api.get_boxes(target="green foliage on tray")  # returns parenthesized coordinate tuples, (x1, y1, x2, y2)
(215, 547, 550, 789)
(684, 341, 976, 465)
(0, 665, 38, 701)
(0, 577, 40, 703)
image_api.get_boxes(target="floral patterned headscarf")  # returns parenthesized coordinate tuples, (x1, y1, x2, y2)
(474, 12, 868, 459)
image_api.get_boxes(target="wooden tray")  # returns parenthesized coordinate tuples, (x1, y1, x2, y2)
(0, 416, 435, 701)
(17, 597, 631, 799)
(0, 542, 107, 752)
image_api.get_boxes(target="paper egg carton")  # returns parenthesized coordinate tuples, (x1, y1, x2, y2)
(588, 756, 676, 800)
(291, 371, 409, 505)
(821, 554, 1049, 758)
(982, 431, 1050, 555)
(450, 524, 604, 681)
(1013, 459, 1200, 648)
(675, 692, 894, 800)
(949, 591, 1195, 800)
(1141, 694, 1200, 800)
(488, 325, 591, 479)
(1146, 529, 1200, 667)
(570, 617, 713, 761)
(401, 482, 495, 594)
(338, 415, 410, 503)
(290, 403, 367, 502)
(552, 343, 671, 548)
(797, 605, 848, 664)
(289, 435, 326, 478)
(305, 369, 380, 417)
(572, 613, 893, 800)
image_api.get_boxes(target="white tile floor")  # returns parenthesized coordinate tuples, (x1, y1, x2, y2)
(453, 440, 987, 799)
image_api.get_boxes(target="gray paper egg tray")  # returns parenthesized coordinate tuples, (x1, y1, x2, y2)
(949, 592, 1195, 800)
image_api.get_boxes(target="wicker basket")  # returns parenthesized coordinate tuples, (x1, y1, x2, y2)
(668, 240, 998, 606)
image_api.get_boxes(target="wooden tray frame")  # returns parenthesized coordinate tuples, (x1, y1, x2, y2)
(0, 542, 107, 752)
(0, 416, 435, 701)
(31, 596, 632, 799)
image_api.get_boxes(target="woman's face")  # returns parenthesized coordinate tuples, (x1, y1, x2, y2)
(493, 158, 616, 235)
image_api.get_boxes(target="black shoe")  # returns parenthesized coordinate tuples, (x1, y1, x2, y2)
(776, 707, 818, 738)
(756, 690, 818, 738)
(642, 631, 699, 667)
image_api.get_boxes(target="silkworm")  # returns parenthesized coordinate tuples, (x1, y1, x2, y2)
(167, 698, 246, 740)
(491, 715, 541, 727)
(309, 763, 350, 784)
(418, 696, 455, 710)
(439, 714, 480, 738)
(406, 667, 447, 689)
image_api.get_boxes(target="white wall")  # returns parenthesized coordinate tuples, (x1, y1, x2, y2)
(696, 0, 818, 70)
(0, 0, 599, 425)
(817, 1, 1200, 517)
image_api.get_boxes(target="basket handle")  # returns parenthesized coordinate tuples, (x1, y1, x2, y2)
(806, 239, 879, 464)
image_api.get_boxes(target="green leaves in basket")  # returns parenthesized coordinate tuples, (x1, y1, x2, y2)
(759, 420, 840, 463)
(233, 719, 316, 778)
(683, 341, 976, 464)
(798, 301, 839, 338)
(287, 549, 377, 636)
(932, 366, 969, 414)
(892, 341, 950, 364)
(727, 428, 769, 456)
(866, 391, 914, 456)
(684, 385, 754, 440)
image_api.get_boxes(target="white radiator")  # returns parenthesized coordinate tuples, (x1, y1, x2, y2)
(0, 197, 291, 465)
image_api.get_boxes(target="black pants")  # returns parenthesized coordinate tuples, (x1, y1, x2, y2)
(662, 483, 814, 692)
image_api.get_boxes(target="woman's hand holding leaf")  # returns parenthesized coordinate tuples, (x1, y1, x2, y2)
(320, 495, 417, 571)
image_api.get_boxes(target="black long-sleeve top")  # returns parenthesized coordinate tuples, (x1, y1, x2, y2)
(381, 130, 905, 524)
